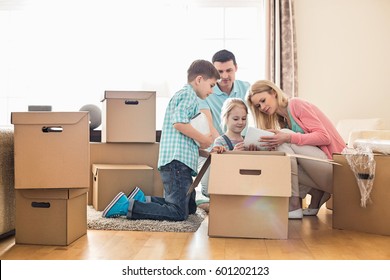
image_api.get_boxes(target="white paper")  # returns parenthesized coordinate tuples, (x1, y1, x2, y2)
(243, 126, 275, 150)
(190, 112, 210, 146)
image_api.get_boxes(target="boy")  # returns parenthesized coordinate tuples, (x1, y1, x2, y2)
(102, 60, 222, 221)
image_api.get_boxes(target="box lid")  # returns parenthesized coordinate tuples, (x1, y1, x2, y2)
(17, 188, 88, 200)
(92, 164, 153, 176)
(11, 112, 88, 125)
(101, 91, 156, 102)
(209, 152, 291, 197)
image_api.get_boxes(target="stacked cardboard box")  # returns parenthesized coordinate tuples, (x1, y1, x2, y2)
(11, 112, 90, 245)
(90, 91, 158, 210)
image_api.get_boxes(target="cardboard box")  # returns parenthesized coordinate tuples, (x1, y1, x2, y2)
(15, 188, 87, 245)
(333, 153, 390, 235)
(208, 151, 291, 239)
(11, 112, 90, 189)
(101, 91, 156, 143)
(92, 164, 154, 211)
(89, 142, 163, 205)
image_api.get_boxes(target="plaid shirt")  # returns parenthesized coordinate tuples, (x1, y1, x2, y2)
(158, 84, 200, 176)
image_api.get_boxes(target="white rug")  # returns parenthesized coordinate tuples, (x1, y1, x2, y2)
(87, 205, 207, 233)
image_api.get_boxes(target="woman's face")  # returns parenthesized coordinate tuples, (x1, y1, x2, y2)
(250, 90, 277, 115)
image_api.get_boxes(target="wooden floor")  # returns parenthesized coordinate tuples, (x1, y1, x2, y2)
(1, 207, 390, 260)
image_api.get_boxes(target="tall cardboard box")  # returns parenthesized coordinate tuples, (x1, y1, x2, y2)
(333, 153, 390, 235)
(208, 151, 291, 239)
(11, 112, 90, 189)
(92, 164, 154, 211)
(101, 91, 156, 143)
(15, 188, 87, 246)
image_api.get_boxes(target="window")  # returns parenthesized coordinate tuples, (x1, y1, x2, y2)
(0, 0, 266, 128)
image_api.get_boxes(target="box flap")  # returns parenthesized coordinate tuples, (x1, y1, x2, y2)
(101, 91, 156, 102)
(17, 188, 88, 200)
(11, 112, 88, 125)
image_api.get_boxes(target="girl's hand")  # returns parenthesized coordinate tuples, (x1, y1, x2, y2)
(247, 144, 258, 151)
(260, 129, 291, 149)
(233, 141, 245, 151)
(211, 145, 226, 154)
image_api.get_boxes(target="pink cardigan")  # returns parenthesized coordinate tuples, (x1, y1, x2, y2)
(288, 98, 346, 159)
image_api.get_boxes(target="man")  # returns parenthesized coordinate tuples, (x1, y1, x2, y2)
(196, 50, 250, 211)
(198, 49, 250, 139)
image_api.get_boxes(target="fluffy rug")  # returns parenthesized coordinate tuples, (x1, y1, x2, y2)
(87, 205, 207, 232)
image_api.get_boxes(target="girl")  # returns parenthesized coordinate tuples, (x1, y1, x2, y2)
(214, 98, 248, 151)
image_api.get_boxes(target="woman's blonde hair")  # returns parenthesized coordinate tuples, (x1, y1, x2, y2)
(246, 80, 289, 129)
(220, 98, 248, 132)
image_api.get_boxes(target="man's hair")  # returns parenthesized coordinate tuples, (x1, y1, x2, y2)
(212, 49, 237, 66)
(187, 59, 220, 82)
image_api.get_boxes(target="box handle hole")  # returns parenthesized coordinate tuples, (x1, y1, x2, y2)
(357, 173, 374, 180)
(239, 169, 261, 176)
(42, 126, 63, 133)
(124, 100, 139, 105)
(31, 202, 51, 208)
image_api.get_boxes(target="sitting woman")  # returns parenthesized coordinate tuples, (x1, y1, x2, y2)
(246, 80, 346, 219)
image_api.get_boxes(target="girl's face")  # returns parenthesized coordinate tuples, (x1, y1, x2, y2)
(226, 105, 247, 133)
(250, 90, 278, 115)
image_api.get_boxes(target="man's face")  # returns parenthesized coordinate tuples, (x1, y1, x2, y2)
(213, 60, 237, 90)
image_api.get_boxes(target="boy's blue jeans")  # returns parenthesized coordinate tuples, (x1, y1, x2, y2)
(127, 160, 197, 221)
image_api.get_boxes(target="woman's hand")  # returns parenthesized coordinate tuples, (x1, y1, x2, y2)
(233, 142, 245, 151)
(260, 129, 291, 149)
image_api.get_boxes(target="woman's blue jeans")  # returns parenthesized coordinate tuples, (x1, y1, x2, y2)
(127, 160, 197, 221)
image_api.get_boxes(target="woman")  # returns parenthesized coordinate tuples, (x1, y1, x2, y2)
(246, 80, 345, 219)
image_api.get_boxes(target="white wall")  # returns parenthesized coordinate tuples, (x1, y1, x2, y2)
(294, 0, 390, 127)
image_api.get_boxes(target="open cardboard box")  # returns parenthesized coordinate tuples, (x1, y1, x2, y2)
(207, 151, 291, 239)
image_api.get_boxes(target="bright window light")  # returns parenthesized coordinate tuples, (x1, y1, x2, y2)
(0, 0, 265, 129)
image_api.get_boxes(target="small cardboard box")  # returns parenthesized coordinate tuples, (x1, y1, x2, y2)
(208, 151, 291, 239)
(11, 112, 90, 189)
(89, 142, 163, 205)
(101, 91, 156, 143)
(333, 153, 390, 235)
(92, 164, 154, 211)
(15, 188, 87, 246)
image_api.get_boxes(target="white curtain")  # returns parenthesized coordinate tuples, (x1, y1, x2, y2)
(265, 0, 298, 97)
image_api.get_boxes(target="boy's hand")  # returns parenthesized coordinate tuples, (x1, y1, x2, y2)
(199, 133, 213, 149)
(211, 145, 226, 154)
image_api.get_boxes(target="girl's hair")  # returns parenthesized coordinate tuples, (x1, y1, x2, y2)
(246, 80, 289, 129)
(220, 98, 248, 132)
(187, 59, 220, 82)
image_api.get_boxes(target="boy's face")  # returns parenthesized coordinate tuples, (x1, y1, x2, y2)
(194, 77, 217, 100)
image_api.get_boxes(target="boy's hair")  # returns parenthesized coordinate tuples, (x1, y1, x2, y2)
(212, 49, 237, 66)
(220, 98, 248, 132)
(187, 59, 220, 82)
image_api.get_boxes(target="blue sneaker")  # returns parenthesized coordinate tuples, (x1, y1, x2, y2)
(102, 192, 129, 218)
(127, 186, 146, 202)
